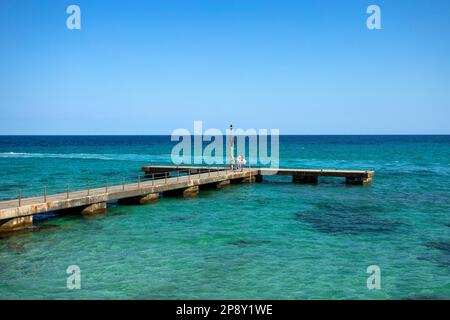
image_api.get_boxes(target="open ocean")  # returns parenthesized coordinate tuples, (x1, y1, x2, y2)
(0, 135, 449, 299)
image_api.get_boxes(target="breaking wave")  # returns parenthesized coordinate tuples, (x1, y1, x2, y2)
(0, 152, 171, 162)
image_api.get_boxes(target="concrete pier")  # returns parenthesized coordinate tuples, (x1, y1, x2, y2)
(258, 168, 374, 186)
(0, 166, 373, 233)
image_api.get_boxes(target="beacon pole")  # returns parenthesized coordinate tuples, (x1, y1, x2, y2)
(229, 124, 235, 170)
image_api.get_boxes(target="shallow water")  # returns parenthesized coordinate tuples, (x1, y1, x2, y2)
(0, 135, 449, 299)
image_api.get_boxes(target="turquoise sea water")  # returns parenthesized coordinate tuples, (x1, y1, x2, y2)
(0, 135, 449, 299)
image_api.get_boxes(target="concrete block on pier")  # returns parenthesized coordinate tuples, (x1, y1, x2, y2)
(293, 175, 319, 184)
(138, 193, 160, 203)
(80, 202, 107, 216)
(241, 175, 256, 183)
(118, 193, 160, 205)
(183, 186, 199, 198)
(199, 180, 230, 190)
(346, 176, 372, 185)
(164, 185, 199, 198)
(216, 180, 230, 188)
(0, 215, 33, 233)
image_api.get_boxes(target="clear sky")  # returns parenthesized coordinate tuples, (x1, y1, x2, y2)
(1, 0, 449, 134)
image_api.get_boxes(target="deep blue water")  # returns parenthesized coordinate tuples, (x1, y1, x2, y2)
(0, 135, 449, 299)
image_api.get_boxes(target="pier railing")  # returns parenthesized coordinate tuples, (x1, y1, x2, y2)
(0, 166, 252, 207)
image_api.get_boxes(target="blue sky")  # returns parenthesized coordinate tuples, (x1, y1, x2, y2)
(1, 0, 449, 134)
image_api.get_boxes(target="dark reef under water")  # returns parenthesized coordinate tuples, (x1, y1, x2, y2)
(295, 202, 404, 235)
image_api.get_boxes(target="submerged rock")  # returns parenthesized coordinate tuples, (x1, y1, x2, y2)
(295, 203, 403, 235)
(170, 215, 192, 222)
(417, 240, 450, 268)
(426, 240, 450, 253)
(229, 239, 271, 247)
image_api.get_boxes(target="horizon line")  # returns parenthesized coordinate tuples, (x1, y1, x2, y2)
(0, 134, 449, 137)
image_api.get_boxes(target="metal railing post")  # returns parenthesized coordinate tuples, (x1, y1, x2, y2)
(44, 186, 47, 202)
(177, 170, 180, 182)
(87, 181, 90, 196)
(105, 179, 108, 193)
(152, 173, 155, 186)
(122, 178, 125, 191)
(67, 185, 70, 199)
(18, 189, 22, 207)
(138, 175, 141, 189)
(165, 172, 168, 184)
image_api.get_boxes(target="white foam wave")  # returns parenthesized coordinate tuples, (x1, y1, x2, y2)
(0, 152, 171, 162)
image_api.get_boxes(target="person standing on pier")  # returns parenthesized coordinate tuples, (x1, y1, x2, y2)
(236, 155, 242, 170)
(237, 155, 246, 171)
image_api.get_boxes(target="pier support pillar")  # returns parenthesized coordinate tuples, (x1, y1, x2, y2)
(138, 193, 160, 204)
(293, 175, 318, 184)
(0, 215, 33, 233)
(183, 186, 199, 198)
(165, 186, 199, 198)
(118, 193, 160, 205)
(216, 180, 230, 188)
(241, 175, 256, 183)
(346, 176, 372, 185)
(80, 202, 107, 216)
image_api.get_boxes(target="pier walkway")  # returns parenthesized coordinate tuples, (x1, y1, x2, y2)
(0, 166, 374, 232)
